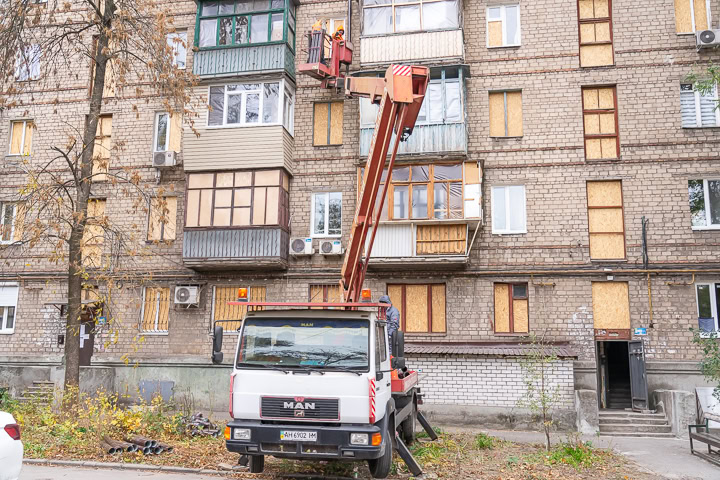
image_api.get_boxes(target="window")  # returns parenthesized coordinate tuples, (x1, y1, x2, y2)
(167, 31, 187, 69)
(675, 0, 711, 34)
(212, 285, 266, 332)
(313, 102, 343, 146)
(0, 285, 19, 334)
(491, 185, 526, 234)
(140, 287, 170, 333)
(283, 85, 294, 135)
(148, 197, 178, 242)
(487, 5, 520, 47)
(592, 281, 630, 331)
(587, 180, 625, 260)
(375, 323, 387, 368)
(185, 170, 289, 228)
(363, 0, 459, 35)
(309, 284, 343, 309)
(489, 91, 523, 137)
(696, 282, 720, 333)
(93, 115, 112, 181)
(582, 86, 618, 159)
(386, 284, 446, 333)
(8, 120, 33, 156)
(15, 44, 40, 81)
(311, 192, 342, 237)
(198, 0, 289, 48)
(578, 0, 614, 67)
(680, 83, 719, 128)
(689, 179, 720, 229)
(0, 202, 21, 244)
(493, 283, 528, 334)
(208, 81, 292, 127)
(82, 199, 106, 268)
(154, 113, 170, 152)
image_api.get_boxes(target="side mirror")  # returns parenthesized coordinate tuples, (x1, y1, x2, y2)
(391, 356, 405, 370)
(391, 330, 404, 358)
(212, 325, 224, 365)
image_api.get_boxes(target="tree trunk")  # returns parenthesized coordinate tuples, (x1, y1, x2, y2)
(63, 4, 115, 395)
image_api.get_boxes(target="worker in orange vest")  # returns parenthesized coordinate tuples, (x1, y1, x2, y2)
(333, 26, 345, 42)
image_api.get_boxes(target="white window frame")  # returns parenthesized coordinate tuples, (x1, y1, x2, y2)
(0, 284, 19, 334)
(486, 5, 521, 48)
(695, 282, 719, 336)
(167, 31, 187, 69)
(206, 79, 292, 129)
(0, 203, 17, 245)
(283, 84, 295, 136)
(7, 120, 32, 156)
(681, 83, 720, 128)
(679, 0, 712, 34)
(690, 178, 720, 230)
(310, 192, 342, 237)
(139, 287, 169, 334)
(153, 112, 170, 153)
(491, 185, 527, 235)
(362, 0, 460, 35)
(15, 44, 40, 81)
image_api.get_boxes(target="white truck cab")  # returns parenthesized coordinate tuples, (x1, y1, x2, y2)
(215, 308, 406, 478)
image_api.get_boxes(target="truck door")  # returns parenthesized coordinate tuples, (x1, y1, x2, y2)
(374, 322, 392, 422)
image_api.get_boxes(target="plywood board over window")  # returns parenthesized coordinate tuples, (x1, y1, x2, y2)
(578, 0, 614, 67)
(82, 198, 106, 268)
(416, 224, 467, 255)
(587, 180, 625, 260)
(309, 284, 342, 309)
(313, 101, 343, 146)
(494, 283, 529, 334)
(387, 284, 446, 334)
(489, 91, 523, 137)
(674, 0, 711, 33)
(93, 115, 112, 182)
(213, 286, 266, 332)
(582, 87, 619, 160)
(592, 281, 630, 329)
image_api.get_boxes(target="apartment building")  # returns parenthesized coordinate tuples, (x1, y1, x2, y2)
(1, 0, 719, 432)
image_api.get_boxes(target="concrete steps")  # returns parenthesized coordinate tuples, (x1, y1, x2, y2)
(17, 381, 54, 405)
(598, 410, 674, 438)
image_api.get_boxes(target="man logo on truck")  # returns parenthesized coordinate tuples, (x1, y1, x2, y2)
(284, 401, 316, 410)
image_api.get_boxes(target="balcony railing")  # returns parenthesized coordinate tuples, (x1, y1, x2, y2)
(360, 29, 464, 66)
(183, 227, 289, 270)
(193, 43, 295, 79)
(359, 123, 467, 157)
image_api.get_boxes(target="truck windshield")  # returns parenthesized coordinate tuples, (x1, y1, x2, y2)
(237, 317, 369, 371)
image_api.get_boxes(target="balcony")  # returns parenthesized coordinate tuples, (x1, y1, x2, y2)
(183, 227, 289, 270)
(360, 123, 466, 157)
(365, 222, 478, 270)
(193, 43, 295, 79)
(360, 29, 464, 66)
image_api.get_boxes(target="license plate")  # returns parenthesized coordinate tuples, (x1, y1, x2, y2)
(280, 430, 317, 442)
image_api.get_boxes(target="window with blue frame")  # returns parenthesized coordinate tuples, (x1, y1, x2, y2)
(197, 0, 296, 50)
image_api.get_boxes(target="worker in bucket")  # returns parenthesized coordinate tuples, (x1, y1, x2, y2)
(333, 25, 345, 42)
(379, 295, 400, 344)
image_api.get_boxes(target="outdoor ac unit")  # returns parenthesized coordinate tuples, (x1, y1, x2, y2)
(174, 285, 198, 305)
(319, 239, 343, 255)
(697, 29, 720, 49)
(153, 151, 176, 167)
(290, 237, 313, 255)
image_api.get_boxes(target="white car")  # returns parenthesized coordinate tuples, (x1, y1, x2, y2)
(0, 411, 23, 480)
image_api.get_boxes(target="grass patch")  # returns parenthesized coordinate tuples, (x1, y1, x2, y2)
(474, 432, 498, 450)
(417, 425, 444, 439)
(545, 441, 605, 469)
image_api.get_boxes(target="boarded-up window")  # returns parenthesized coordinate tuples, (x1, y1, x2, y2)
(587, 180, 625, 260)
(487, 5, 521, 47)
(309, 284, 343, 309)
(416, 224, 467, 255)
(494, 283, 529, 334)
(591, 281, 630, 330)
(141, 287, 171, 332)
(93, 115, 112, 182)
(386, 284, 446, 334)
(8, 120, 33, 156)
(185, 170, 289, 228)
(578, 0, 614, 67)
(148, 196, 177, 242)
(90, 38, 115, 98)
(489, 91, 523, 137)
(82, 199, 106, 268)
(582, 87, 618, 159)
(213, 286, 266, 332)
(675, 0, 710, 34)
(313, 101, 343, 146)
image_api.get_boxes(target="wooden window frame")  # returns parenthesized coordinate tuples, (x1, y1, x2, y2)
(387, 283, 446, 334)
(675, 0, 712, 34)
(140, 286, 170, 334)
(8, 120, 33, 156)
(577, 0, 614, 67)
(486, 4, 521, 48)
(313, 101, 343, 146)
(184, 170, 289, 229)
(586, 180, 626, 260)
(493, 282, 529, 334)
(581, 85, 620, 160)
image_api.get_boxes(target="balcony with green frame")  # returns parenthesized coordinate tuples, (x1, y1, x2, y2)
(193, 0, 297, 79)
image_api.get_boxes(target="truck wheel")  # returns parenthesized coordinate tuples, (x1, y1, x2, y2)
(401, 406, 417, 445)
(368, 426, 393, 479)
(248, 454, 264, 473)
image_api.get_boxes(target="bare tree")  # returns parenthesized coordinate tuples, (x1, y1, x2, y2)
(0, 0, 197, 395)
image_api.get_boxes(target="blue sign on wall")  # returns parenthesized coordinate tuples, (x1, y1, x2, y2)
(634, 327, 647, 336)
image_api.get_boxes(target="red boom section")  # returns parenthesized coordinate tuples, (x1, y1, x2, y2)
(340, 66, 429, 303)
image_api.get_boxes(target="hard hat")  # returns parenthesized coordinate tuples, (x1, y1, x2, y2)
(335, 25, 344, 34)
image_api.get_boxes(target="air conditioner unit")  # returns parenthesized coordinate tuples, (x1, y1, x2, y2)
(290, 237, 313, 255)
(697, 29, 720, 49)
(319, 239, 343, 255)
(174, 285, 198, 305)
(153, 151, 176, 167)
